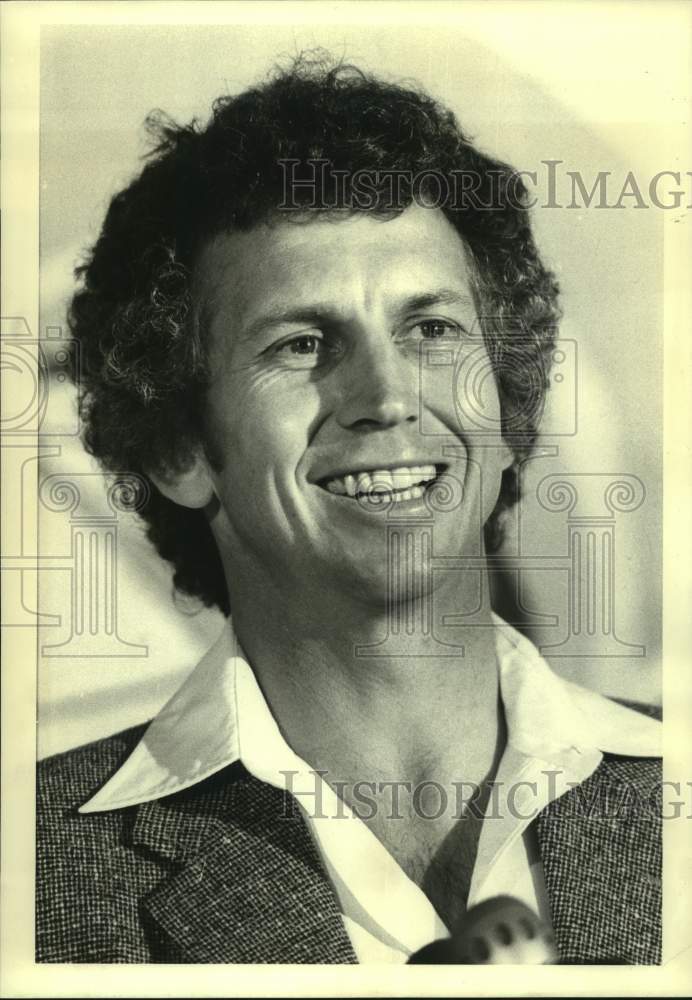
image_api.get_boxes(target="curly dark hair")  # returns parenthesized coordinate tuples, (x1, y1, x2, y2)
(69, 54, 560, 617)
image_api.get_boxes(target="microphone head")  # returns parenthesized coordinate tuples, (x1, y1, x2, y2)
(407, 895, 558, 964)
(452, 895, 558, 965)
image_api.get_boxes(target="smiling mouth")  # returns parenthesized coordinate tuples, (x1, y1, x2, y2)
(318, 464, 445, 503)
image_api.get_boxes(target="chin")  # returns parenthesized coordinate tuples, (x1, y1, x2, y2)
(333, 551, 439, 610)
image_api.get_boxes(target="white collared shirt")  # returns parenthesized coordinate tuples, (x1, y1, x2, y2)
(81, 614, 660, 963)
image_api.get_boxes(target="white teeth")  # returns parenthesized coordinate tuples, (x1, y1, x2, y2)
(390, 465, 437, 490)
(356, 472, 371, 495)
(372, 470, 393, 492)
(322, 464, 439, 499)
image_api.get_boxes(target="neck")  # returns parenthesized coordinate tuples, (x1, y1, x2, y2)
(226, 565, 504, 797)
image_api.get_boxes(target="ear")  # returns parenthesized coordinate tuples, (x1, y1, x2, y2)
(149, 450, 215, 510)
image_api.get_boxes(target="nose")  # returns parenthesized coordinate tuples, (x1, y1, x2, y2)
(335, 335, 419, 431)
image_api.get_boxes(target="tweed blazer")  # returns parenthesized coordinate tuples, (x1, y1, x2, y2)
(37, 716, 662, 965)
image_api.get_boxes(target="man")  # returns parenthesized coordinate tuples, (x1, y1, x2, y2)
(37, 56, 661, 964)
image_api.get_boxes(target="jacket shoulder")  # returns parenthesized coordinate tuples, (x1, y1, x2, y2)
(537, 748, 662, 964)
(36, 724, 166, 963)
(38, 723, 149, 810)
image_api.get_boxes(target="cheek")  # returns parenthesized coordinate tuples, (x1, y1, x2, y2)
(421, 343, 503, 438)
(205, 375, 324, 481)
(455, 351, 503, 435)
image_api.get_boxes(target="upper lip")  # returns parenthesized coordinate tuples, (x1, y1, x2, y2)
(310, 460, 448, 485)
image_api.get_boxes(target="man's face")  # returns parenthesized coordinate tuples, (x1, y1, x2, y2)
(196, 204, 512, 600)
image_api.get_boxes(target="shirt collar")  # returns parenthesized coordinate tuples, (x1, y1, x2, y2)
(80, 613, 660, 814)
(491, 617, 660, 760)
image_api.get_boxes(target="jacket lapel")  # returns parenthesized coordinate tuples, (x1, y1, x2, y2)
(131, 766, 357, 963)
(536, 755, 662, 964)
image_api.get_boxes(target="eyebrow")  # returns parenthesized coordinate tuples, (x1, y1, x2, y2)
(238, 288, 476, 344)
(402, 289, 476, 313)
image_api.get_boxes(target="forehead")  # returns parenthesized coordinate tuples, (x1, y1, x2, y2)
(195, 205, 475, 331)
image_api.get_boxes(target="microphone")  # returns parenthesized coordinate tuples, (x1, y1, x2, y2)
(407, 895, 629, 964)
(407, 895, 557, 964)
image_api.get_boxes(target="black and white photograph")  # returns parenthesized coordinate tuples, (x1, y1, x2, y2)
(1, 1, 691, 995)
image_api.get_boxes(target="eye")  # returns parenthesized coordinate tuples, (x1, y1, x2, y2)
(412, 319, 464, 340)
(268, 332, 332, 369)
(278, 334, 322, 356)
